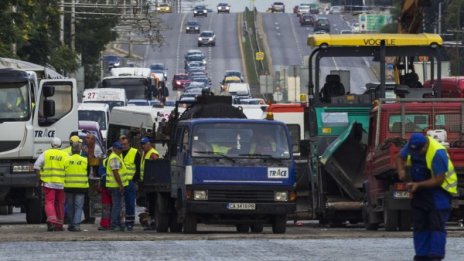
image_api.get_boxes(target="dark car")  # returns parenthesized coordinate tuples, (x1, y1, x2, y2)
(193, 5, 208, 17)
(184, 54, 207, 69)
(197, 31, 216, 47)
(217, 3, 230, 13)
(185, 61, 206, 73)
(102, 55, 121, 70)
(185, 81, 207, 91)
(172, 73, 191, 90)
(185, 20, 200, 34)
(300, 14, 315, 26)
(190, 76, 211, 87)
(314, 17, 330, 33)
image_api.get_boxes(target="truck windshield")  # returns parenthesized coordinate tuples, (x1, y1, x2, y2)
(101, 78, 147, 99)
(78, 110, 107, 130)
(0, 82, 30, 121)
(191, 123, 291, 159)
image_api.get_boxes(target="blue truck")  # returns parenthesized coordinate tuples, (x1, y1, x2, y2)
(144, 95, 296, 233)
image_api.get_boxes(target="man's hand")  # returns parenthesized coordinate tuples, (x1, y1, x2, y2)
(407, 182, 419, 193)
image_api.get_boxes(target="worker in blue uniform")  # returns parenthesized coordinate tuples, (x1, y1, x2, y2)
(396, 133, 458, 261)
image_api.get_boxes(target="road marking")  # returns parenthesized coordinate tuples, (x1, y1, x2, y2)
(175, 13, 188, 74)
(288, 13, 303, 62)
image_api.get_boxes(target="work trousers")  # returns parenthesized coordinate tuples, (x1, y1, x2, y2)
(99, 187, 112, 228)
(66, 193, 85, 229)
(110, 188, 124, 229)
(124, 181, 136, 229)
(44, 187, 65, 228)
(412, 207, 451, 260)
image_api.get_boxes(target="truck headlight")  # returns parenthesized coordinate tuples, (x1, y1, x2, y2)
(12, 163, 35, 173)
(193, 190, 208, 200)
(274, 191, 288, 202)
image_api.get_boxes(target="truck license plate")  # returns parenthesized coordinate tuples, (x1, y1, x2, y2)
(393, 191, 411, 199)
(227, 203, 256, 210)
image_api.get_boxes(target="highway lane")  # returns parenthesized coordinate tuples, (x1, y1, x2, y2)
(263, 12, 378, 94)
(129, 12, 242, 98)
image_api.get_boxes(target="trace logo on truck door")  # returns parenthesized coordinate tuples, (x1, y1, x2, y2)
(268, 167, 289, 178)
(34, 128, 56, 138)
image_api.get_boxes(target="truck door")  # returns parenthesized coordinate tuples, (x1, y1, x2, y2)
(171, 126, 190, 195)
(33, 79, 78, 157)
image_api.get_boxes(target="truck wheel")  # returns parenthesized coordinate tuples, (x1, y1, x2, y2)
(236, 224, 250, 233)
(399, 210, 411, 231)
(272, 215, 287, 234)
(183, 213, 197, 234)
(250, 223, 264, 233)
(383, 208, 399, 231)
(155, 194, 169, 232)
(26, 197, 43, 224)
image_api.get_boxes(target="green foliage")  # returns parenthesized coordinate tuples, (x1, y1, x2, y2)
(444, 0, 464, 31)
(49, 45, 80, 75)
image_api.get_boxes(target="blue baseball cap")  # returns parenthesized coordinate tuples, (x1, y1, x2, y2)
(408, 133, 427, 153)
(112, 141, 123, 150)
(140, 137, 151, 145)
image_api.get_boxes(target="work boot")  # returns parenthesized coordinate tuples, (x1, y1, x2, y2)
(47, 223, 54, 232)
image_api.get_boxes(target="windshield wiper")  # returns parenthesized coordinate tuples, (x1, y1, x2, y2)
(193, 151, 235, 163)
(238, 153, 284, 163)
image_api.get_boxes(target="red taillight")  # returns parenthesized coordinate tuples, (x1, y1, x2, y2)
(394, 183, 408, 191)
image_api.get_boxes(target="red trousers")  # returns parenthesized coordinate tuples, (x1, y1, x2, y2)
(100, 187, 112, 228)
(43, 187, 65, 228)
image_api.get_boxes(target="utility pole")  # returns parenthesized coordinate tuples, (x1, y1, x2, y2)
(60, 0, 64, 45)
(71, 0, 76, 51)
(11, 4, 17, 54)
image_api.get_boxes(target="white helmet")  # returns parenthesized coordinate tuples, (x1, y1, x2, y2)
(51, 137, 62, 148)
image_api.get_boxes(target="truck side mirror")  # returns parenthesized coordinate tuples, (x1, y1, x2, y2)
(299, 139, 311, 157)
(43, 100, 55, 117)
(43, 85, 55, 97)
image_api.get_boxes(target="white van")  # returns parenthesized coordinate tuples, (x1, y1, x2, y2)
(82, 88, 127, 110)
(78, 103, 110, 141)
(226, 82, 251, 100)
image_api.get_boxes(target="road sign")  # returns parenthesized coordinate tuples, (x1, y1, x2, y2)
(359, 14, 391, 32)
(256, 51, 264, 61)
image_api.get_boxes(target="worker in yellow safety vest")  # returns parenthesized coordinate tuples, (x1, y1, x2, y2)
(64, 142, 89, 232)
(62, 135, 82, 156)
(396, 133, 458, 260)
(33, 137, 69, 232)
(119, 135, 141, 231)
(106, 141, 128, 231)
(139, 137, 159, 230)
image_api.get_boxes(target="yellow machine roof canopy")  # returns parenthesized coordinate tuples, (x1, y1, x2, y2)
(307, 33, 443, 48)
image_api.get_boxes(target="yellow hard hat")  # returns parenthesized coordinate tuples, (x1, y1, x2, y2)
(70, 135, 82, 143)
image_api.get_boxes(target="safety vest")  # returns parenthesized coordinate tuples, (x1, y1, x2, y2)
(62, 146, 72, 156)
(211, 144, 231, 154)
(122, 148, 138, 181)
(41, 149, 68, 184)
(105, 152, 128, 188)
(406, 137, 458, 196)
(140, 148, 159, 181)
(64, 154, 89, 189)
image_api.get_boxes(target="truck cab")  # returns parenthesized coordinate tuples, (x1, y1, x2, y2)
(0, 68, 78, 223)
(143, 96, 296, 233)
(363, 99, 464, 230)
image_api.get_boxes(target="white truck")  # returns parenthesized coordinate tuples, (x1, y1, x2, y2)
(82, 88, 127, 111)
(0, 68, 78, 223)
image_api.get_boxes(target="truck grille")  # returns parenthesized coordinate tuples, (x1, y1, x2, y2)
(207, 189, 274, 202)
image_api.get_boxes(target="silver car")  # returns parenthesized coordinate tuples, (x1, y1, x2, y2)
(198, 31, 216, 47)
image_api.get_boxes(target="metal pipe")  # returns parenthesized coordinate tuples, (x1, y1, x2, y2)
(326, 201, 363, 210)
